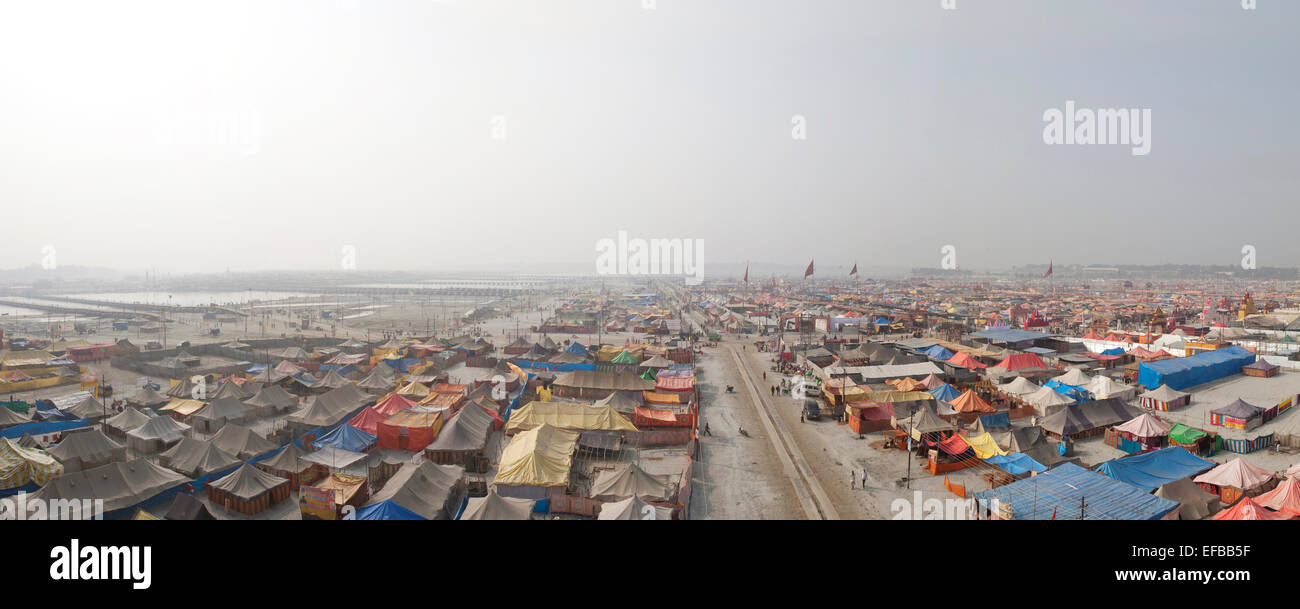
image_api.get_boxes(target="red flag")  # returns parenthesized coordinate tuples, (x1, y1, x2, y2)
(849, 262, 858, 276)
(743, 263, 749, 283)
(1044, 260, 1053, 278)
(804, 259, 815, 278)
(1051, 506, 1057, 520)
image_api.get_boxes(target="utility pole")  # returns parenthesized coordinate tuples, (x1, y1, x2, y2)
(905, 408, 915, 489)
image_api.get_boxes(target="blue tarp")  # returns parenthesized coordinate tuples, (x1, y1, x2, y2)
(973, 462, 1179, 520)
(356, 499, 427, 520)
(565, 342, 588, 356)
(312, 424, 377, 453)
(511, 360, 595, 372)
(382, 358, 424, 374)
(927, 384, 961, 402)
(0, 418, 90, 440)
(923, 345, 955, 360)
(1101, 347, 1126, 356)
(978, 412, 1011, 429)
(985, 453, 1047, 476)
(1138, 346, 1256, 390)
(1093, 446, 1215, 492)
(33, 402, 75, 421)
(1043, 380, 1088, 402)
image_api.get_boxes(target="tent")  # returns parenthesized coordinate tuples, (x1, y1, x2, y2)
(159, 438, 240, 477)
(1094, 447, 1214, 492)
(103, 407, 156, 438)
(1054, 368, 1092, 386)
(949, 390, 996, 414)
(1138, 384, 1191, 411)
(1087, 375, 1135, 400)
(1154, 477, 1221, 520)
(927, 384, 961, 402)
(30, 458, 190, 516)
(47, 428, 127, 472)
(354, 499, 427, 520)
(365, 461, 465, 520)
(589, 462, 671, 501)
(126, 415, 192, 454)
(594, 391, 642, 416)
(1212, 496, 1292, 520)
(312, 423, 377, 453)
(1254, 476, 1300, 514)
(165, 493, 216, 520)
(1210, 399, 1266, 430)
(347, 407, 388, 435)
(597, 495, 674, 521)
(372, 393, 417, 416)
(946, 352, 987, 370)
(1137, 346, 1256, 390)
(190, 397, 252, 433)
(425, 402, 496, 471)
(922, 345, 955, 361)
(1040, 399, 1143, 438)
(992, 353, 1048, 372)
(245, 385, 298, 415)
(356, 367, 398, 393)
(315, 369, 353, 390)
(905, 403, 956, 440)
(1113, 413, 1173, 440)
(257, 443, 317, 488)
(985, 453, 1046, 476)
(209, 380, 252, 401)
(1023, 385, 1077, 414)
(958, 432, 1008, 459)
(208, 463, 291, 516)
(997, 376, 1039, 396)
(973, 462, 1178, 520)
(126, 386, 170, 408)
(289, 384, 371, 428)
(208, 424, 279, 460)
(494, 424, 580, 496)
(458, 489, 534, 520)
(1194, 458, 1275, 491)
(504, 401, 638, 434)
(376, 408, 444, 452)
(0, 437, 63, 489)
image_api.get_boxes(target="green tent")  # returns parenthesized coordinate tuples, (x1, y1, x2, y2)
(640, 369, 657, 381)
(611, 350, 640, 365)
(1169, 423, 1205, 444)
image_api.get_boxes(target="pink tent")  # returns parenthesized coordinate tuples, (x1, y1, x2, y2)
(1254, 476, 1300, 515)
(1194, 457, 1275, 491)
(1114, 413, 1172, 439)
(1212, 496, 1293, 520)
(919, 373, 945, 390)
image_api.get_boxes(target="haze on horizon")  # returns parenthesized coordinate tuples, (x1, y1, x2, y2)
(1, 0, 1296, 276)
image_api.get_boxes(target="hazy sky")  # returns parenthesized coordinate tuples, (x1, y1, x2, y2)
(1, 0, 1296, 275)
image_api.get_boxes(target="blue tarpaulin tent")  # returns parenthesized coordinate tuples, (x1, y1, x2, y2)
(978, 412, 1011, 429)
(1137, 346, 1255, 390)
(927, 384, 961, 402)
(33, 402, 75, 421)
(355, 499, 427, 520)
(565, 342, 588, 356)
(312, 424, 377, 453)
(0, 418, 90, 440)
(1043, 379, 1089, 403)
(973, 462, 1179, 520)
(1101, 347, 1126, 356)
(923, 345, 955, 361)
(985, 453, 1047, 476)
(1093, 446, 1215, 492)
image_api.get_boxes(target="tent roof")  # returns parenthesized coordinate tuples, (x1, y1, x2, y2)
(597, 495, 674, 520)
(209, 462, 288, 500)
(504, 401, 638, 433)
(906, 403, 956, 438)
(103, 407, 155, 432)
(193, 396, 251, 422)
(1113, 413, 1173, 439)
(355, 499, 427, 520)
(553, 370, 655, 391)
(48, 428, 125, 465)
(1212, 496, 1292, 520)
(165, 492, 216, 520)
(259, 443, 313, 473)
(1210, 399, 1265, 419)
(1054, 368, 1092, 386)
(366, 461, 465, 520)
(0, 436, 63, 489)
(427, 402, 495, 452)
(1139, 384, 1189, 402)
(1095, 446, 1214, 492)
(208, 424, 278, 459)
(494, 424, 579, 487)
(127, 413, 192, 442)
(949, 390, 995, 413)
(459, 489, 534, 520)
(245, 384, 297, 409)
(1194, 457, 1275, 490)
(159, 438, 240, 476)
(589, 462, 671, 501)
(31, 457, 190, 513)
(997, 376, 1039, 396)
(1154, 477, 1220, 520)
(1255, 476, 1300, 514)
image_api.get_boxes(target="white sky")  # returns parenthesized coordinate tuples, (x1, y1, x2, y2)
(1, 0, 1296, 274)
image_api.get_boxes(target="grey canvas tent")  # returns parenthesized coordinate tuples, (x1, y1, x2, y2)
(165, 492, 216, 521)
(589, 462, 671, 502)
(126, 385, 170, 408)
(597, 495, 674, 521)
(245, 384, 297, 416)
(209, 424, 278, 459)
(126, 415, 192, 453)
(208, 462, 289, 502)
(366, 461, 466, 520)
(0, 404, 30, 429)
(47, 428, 127, 472)
(1154, 476, 1221, 520)
(159, 437, 240, 477)
(425, 401, 496, 472)
(594, 391, 641, 416)
(288, 383, 370, 429)
(209, 380, 252, 401)
(52, 392, 107, 422)
(190, 396, 253, 433)
(30, 457, 190, 516)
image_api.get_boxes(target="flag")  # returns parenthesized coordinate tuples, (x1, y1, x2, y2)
(804, 259, 815, 278)
(1051, 506, 1057, 520)
(849, 262, 858, 276)
(1043, 260, 1053, 278)
(743, 263, 749, 283)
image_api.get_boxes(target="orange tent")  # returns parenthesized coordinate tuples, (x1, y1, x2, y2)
(946, 352, 987, 370)
(347, 407, 388, 435)
(1254, 476, 1300, 515)
(889, 378, 926, 392)
(949, 390, 996, 413)
(373, 393, 416, 416)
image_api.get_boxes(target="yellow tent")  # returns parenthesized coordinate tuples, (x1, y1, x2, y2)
(961, 432, 1008, 460)
(494, 424, 580, 488)
(396, 381, 431, 398)
(132, 509, 163, 520)
(504, 401, 638, 434)
(0, 437, 64, 489)
(159, 398, 207, 416)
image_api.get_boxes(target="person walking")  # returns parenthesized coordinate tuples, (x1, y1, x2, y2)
(850, 470, 856, 490)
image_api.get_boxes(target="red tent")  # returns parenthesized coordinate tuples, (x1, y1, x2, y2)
(993, 353, 1047, 371)
(1212, 496, 1294, 520)
(949, 390, 996, 413)
(348, 407, 388, 435)
(946, 352, 987, 370)
(372, 394, 416, 416)
(1254, 477, 1300, 515)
